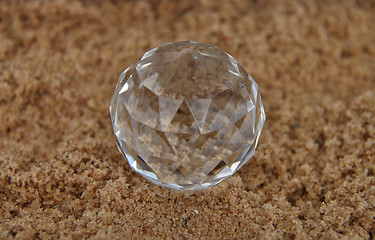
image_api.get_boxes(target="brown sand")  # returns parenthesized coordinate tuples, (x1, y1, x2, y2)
(0, 0, 374, 239)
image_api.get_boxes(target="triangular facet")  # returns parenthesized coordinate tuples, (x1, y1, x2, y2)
(139, 72, 158, 91)
(131, 87, 160, 128)
(114, 99, 134, 146)
(202, 101, 232, 133)
(187, 98, 211, 132)
(190, 131, 219, 150)
(211, 89, 249, 124)
(168, 101, 198, 134)
(224, 148, 245, 166)
(227, 129, 248, 153)
(214, 165, 234, 180)
(159, 96, 182, 131)
(235, 111, 256, 144)
(155, 130, 175, 155)
(119, 77, 133, 95)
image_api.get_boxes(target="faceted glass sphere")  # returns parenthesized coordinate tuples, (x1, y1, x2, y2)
(109, 41, 265, 190)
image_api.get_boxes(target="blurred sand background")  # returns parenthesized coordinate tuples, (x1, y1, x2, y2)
(0, 0, 374, 239)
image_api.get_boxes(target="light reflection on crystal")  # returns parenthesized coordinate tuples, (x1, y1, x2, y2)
(110, 41, 265, 190)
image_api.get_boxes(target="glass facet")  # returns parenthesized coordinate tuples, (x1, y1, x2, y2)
(109, 41, 265, 190)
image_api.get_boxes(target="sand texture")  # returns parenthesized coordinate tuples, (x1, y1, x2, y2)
(0, 0, 375, 239)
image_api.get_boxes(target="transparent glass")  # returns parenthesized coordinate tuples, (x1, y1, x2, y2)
(109, 41, 265, 190)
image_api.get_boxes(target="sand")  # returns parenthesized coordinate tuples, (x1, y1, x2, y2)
(0, 0, 374, 239)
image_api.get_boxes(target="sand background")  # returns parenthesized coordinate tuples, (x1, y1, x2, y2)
(0, 0, 374, 239)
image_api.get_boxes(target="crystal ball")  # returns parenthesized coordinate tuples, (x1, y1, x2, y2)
(109, 41, 265, 190)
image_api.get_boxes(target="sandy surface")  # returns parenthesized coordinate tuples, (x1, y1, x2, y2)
(0, 0, 374, 239)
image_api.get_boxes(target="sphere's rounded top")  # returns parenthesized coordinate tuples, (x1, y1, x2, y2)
(133, 41, 247, 101)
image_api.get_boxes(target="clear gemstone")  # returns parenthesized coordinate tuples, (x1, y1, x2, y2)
(109, 41, 265, 190)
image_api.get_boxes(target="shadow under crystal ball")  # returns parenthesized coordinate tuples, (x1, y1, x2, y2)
(109, 41, 265, 190)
